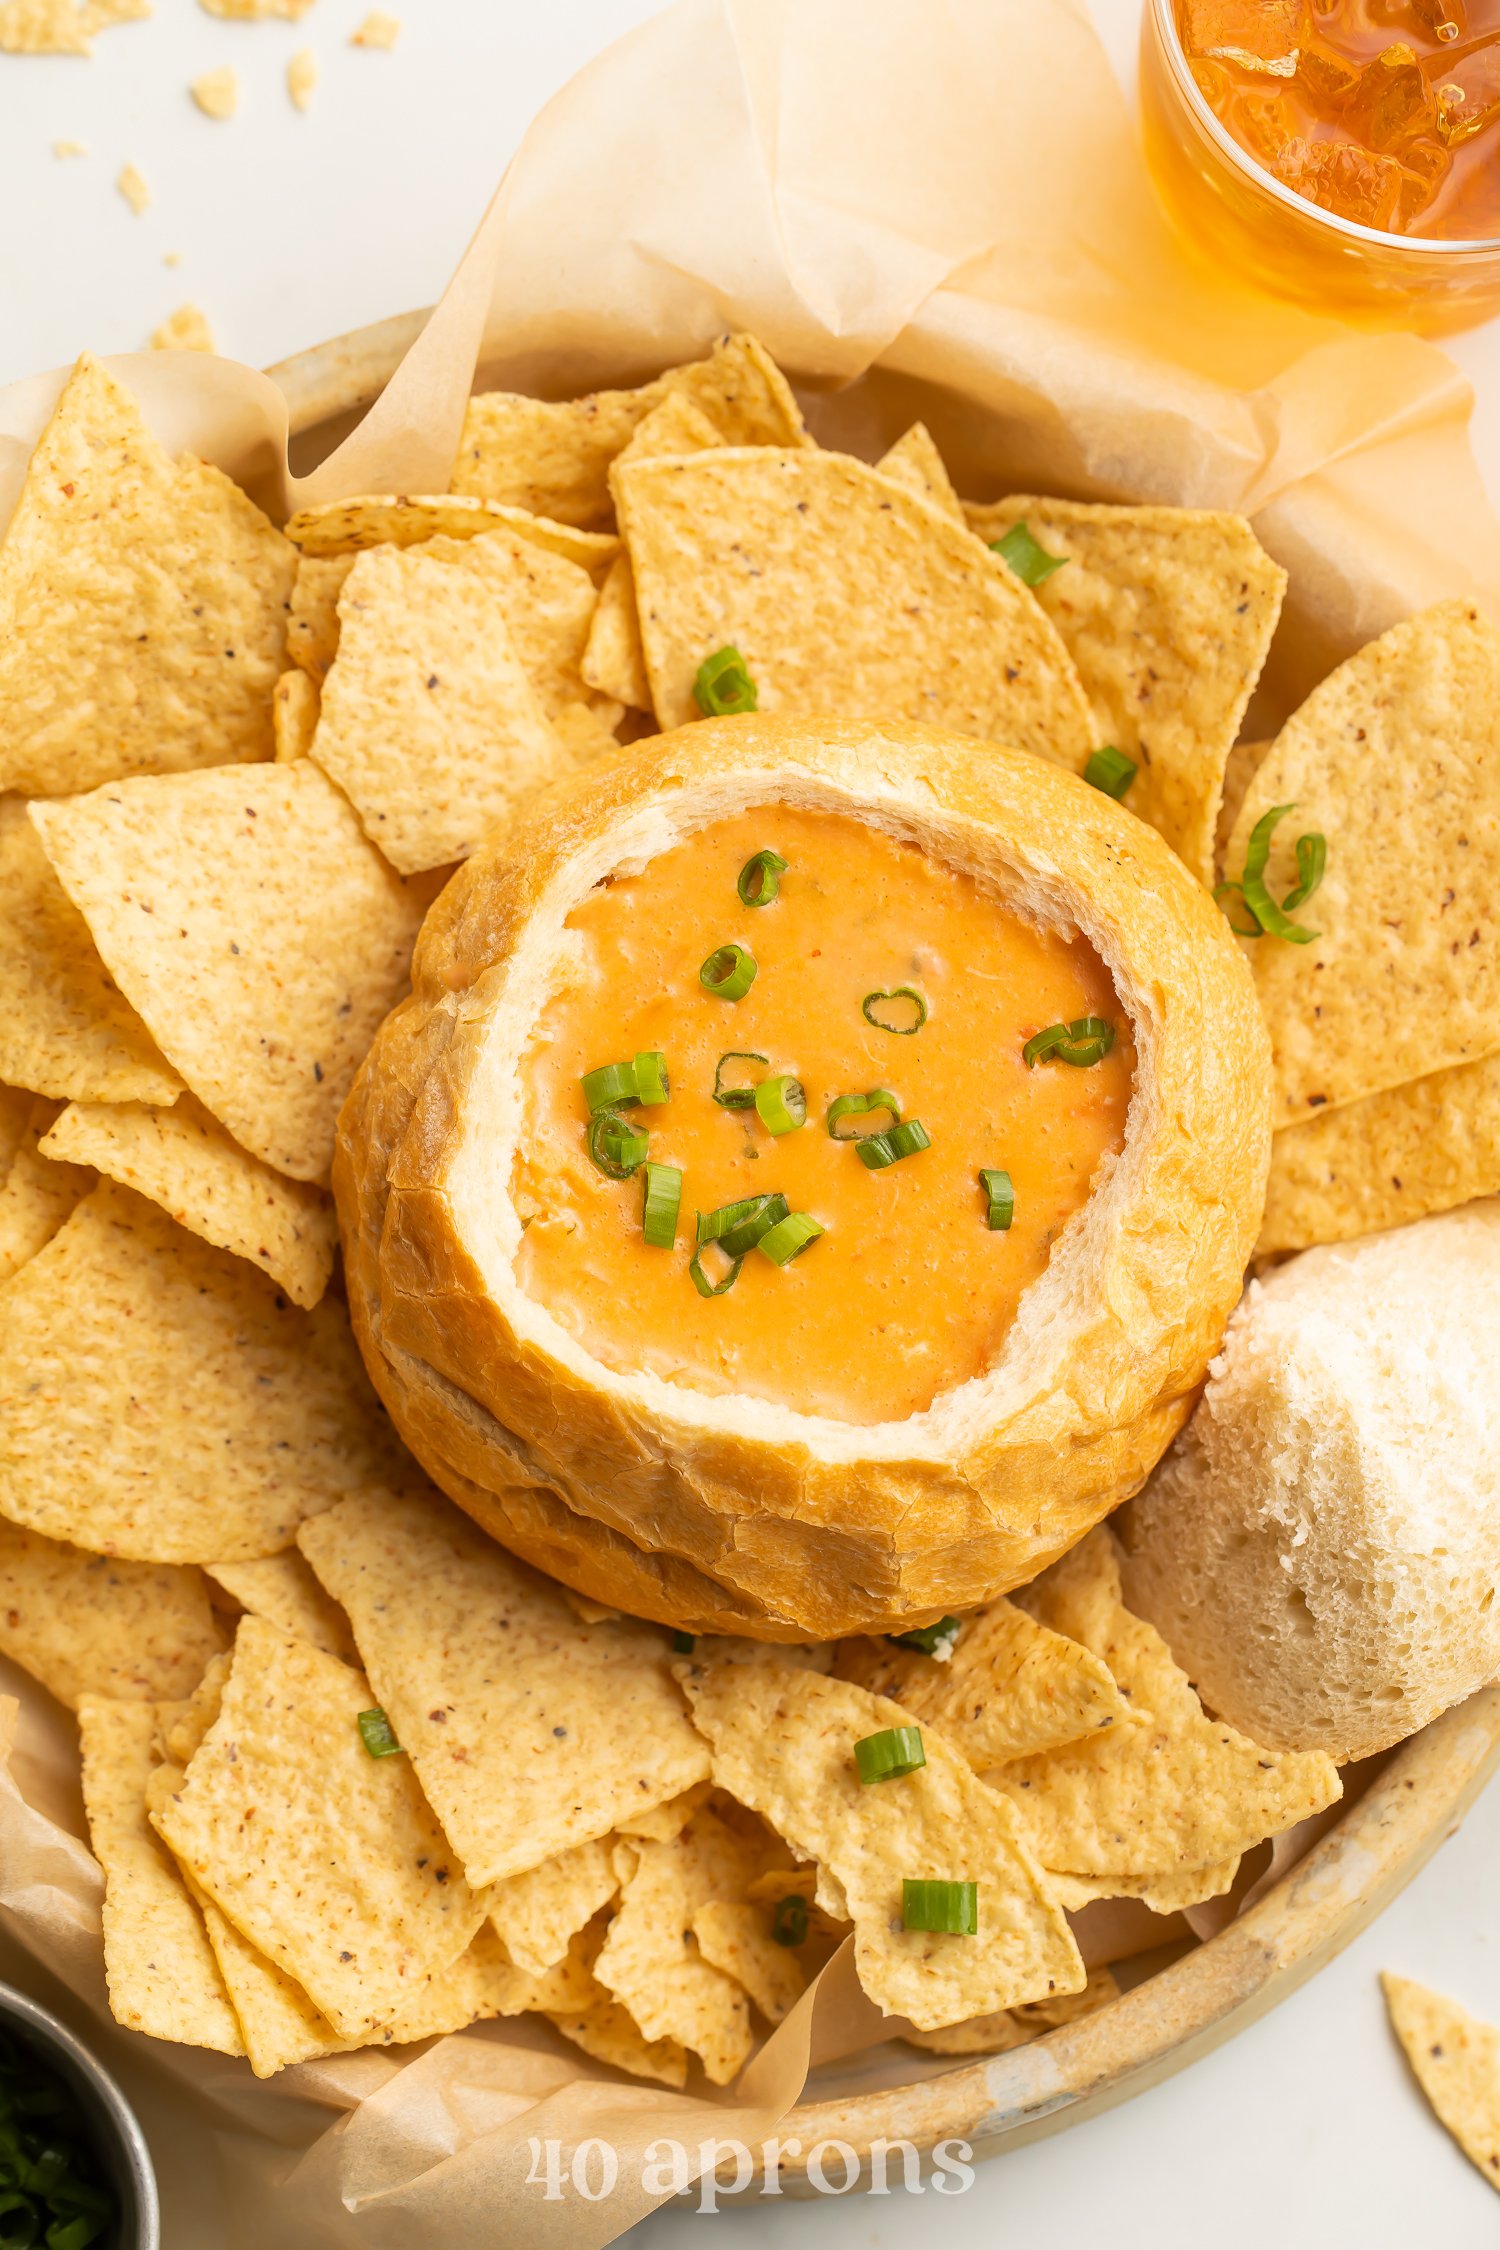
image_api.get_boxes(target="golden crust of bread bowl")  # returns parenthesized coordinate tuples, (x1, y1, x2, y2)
(334, 716, 1271, 1640)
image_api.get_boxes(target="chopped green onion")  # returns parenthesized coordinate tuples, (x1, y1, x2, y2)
(1084, 745, 1138, 800)
(1212, 881, 1262, 937)
(689, 1241, 744, 1297)
(854, 1725, 927, 1784)
(1022, 1016, 1116, 1068)
(825, 1088, 901, 1140)
(901, 1879, 979, 1936)
(990, 520, 1068, 588)
(888, 1615, 963, 1657)
(357, 1708, 403, 1758)
(771, 1894, 808, 1947)
(1222, 803, 1326, 944)
(712, 1051, 768, 1109)
(700, 943, 758, 1000)
(671, 1630, 696, 1654)
(700, 1193, 789, 1258)
(754, 1074, 806, 1136)
(633, 1049, 669, 1106)
(856, 1118, 931, 1171)
(581, 1059, 638, 1113)
(757, 1211, 824, 1265)
(641, 1163, 682, 1248)
(693, 645, 759, 718)
(979, 1168, 1014, 1230)
(0, 2027, 115, 2250)
(1284, 829, 1327, 914)
(862, 985, 928, 1035)
(587, 1108, 650, 1180)
(737, 848, 788, 908)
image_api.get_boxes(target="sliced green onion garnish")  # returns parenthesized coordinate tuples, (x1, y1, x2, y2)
(712, 1050, 768, 1109)
(700, 1192, 789, 1258)
(671, 1630, 696, 1654)
(854, 1725, 927, 1784)
(1022, 1016, 1116, 1068)
(862, 985, 927, 1036)
(689, 1241, 744, 1297)
(757, 1211, 824, 1266)
(888, 1615, 963, 1657)
(693, 645, 759, 718)
(357, 1707, 403, 1758)
(1223, 803, 1326, 944)
(641, 1162, 682, 1248)
(633, 1049, 669, 1106)
(0, 2019, 117, 2250)
(587, 1108, 649, 1179)
(979, 1168, 1014, 1230)
(1084, 745, 1138, 800)
(901, 1879, 979, 1936)
(825, 1088, 901, 1140)
(1283, 828, 1327, 915)
(700, 943, 758, 1001)
(990, 520, 1068, 588)
(771, 1894, 809, 1947)
(754, 1074, 806, 1137)
(581, 1059, 638, 1113)
(1212, 881, 1261, 937)
(737, 848, 788, 908)
(856, 1118, 931, 1171)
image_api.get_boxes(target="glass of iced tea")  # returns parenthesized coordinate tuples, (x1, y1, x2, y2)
(1142, 0, 1500, 331)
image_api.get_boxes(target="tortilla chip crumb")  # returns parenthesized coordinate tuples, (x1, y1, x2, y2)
(286, 44, 315, 109)
(151, 303, 216, 354)
(199, 0, 311, 17)
(117, 163, 150, 216)
(190, 65, 238, 119)
(0, 0, 90, 52)
(163, 249, 182, 267)
(79, 0, 149, 26)
(53, 138, 88, 158)
(351, 8, 398, 47)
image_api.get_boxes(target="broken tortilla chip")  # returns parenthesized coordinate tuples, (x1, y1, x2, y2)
(152, 1616, 489, 2038)
(489, 1836, 620, 1977)
(609, 391, 726, 481)
(676, 1658, 1084, 2031)
(0, 1524, 224, 1710)
(690, 1898, 809, 2027)
(1383, 1973, 1500, 2194)
(204, 1552, 359, 1665)
(284, 491, 618, 575)
(902, 1963, 1121, 2055)
(1046, 1860, 1241, 1915)
(287, 554, 353, 685)
(298, 1484, 711, 1887)
(546, 1917, 689, 2088)
(150, 303, 216, 354)
(32, 761, 428, 1182)
(1225, 601, 1500, 1127)
(272, 668, 320, 761)
(0, 1180, 406, 1563)
(0, 1095, 93, 1283)
(580, 553, 651, 711)
(616, 449, 1095, 758)
(0, 355, 294, 796)
(966, 498, 1285, 884)
(613, 1781, 715, 1842)
(38, 1093, 337, 1306)
(876, 424, 963, 522)
(833, 1596, 1135, 1768)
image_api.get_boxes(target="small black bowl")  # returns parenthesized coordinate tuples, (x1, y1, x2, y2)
(0, 1980, 159, 2250)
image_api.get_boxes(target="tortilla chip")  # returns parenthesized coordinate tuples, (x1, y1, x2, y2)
(351, 8, 399, 46)
(287, 554, 353, 684)
(0, 1179, 405, 1563)
(423, 528, 599, 716)
(452, 333, 808, 529)
(548, 1918, 690, 2088)
(1258, 1053, 1500, 1257)
(0, 1096, 92, 1282)
(0, 1523, 224, 1710)
(77, 1698, 243, 2052)
(151, 304, 216, 354)
(189, 65, 237, 118)
(286, 45, 315, 108)
(903, 1964, 1121, 2055)
(204, 1553, 359, 1665)
(833, 1596, 1134, 1768)
(298, 1485, 711, 1887)
(38, 1094, 337, 1306)
(1215, 735, 1270, 874)
(1383, 1973, 1500, 2193)
(999, 1529, 1340, 1876)
(613, 1781, 715, 1841)
(272, 668, 320, 762)
(690, 1899, 808, 2026)
(876, 424, 963, 521)
(580, 554, 651, 711)
(676, 1659, 1084, 2031)
(0, 801, 181, 1107)
(159, 1651, 230, 1766)
(965, 498, 1285, 883)
(594, 1807, 771, 2082)
(153, 1616, 488, 2037)
(610, 392, 726, 480)
(616, 449, 1094, 759)
(284, 492, 618, 575)
(1226, 601, 1500, 1126)
(1047, 1860, 1240, 1914)
(489, 1836, 619, 1976)
(32, 761, 428, 1181)
(0, 355, 294, 796)
(0, 0, 90, 53)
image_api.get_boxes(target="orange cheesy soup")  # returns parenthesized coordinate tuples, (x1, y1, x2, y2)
(512, 806, 1134, 1425)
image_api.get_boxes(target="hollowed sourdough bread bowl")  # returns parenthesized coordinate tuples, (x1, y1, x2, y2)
(335, 714, 1270, 1640)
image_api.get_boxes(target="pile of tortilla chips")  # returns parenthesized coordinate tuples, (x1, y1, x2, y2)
(2, 328, 1491, 2088)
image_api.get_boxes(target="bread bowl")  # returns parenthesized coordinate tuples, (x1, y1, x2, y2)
(335, 714, 1271, 1640)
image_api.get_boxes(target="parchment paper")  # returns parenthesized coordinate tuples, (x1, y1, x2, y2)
(2, 0, 1497, 2239)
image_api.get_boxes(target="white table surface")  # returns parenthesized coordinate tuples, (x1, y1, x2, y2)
(3, 4, 1500, 2244)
